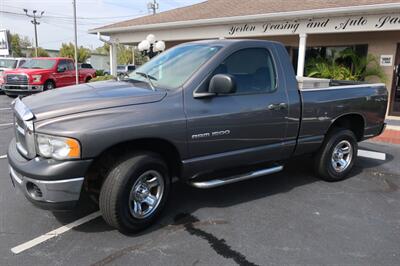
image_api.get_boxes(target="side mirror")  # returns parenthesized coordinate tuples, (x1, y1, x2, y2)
(209, 74, 236, 94)
(193, 74, 236, 99)
(57, 66, 66, 73)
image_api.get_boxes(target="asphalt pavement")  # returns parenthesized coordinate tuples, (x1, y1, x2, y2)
(0, 93, 399, 266)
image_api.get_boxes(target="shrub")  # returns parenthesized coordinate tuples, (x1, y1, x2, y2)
(90, 75, 115, 82)
(306, 48, 386, 82)
(95, 69, 105, 76)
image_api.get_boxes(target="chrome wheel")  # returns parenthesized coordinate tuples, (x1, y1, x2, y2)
(331, 140, 353, 173)
(128, 170, 164, 219)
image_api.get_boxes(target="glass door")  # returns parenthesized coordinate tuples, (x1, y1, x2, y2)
(390, 44, 400, 116)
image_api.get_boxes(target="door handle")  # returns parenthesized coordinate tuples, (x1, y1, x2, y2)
(268, 103, 287, 110)
(278, 103, 288, 109)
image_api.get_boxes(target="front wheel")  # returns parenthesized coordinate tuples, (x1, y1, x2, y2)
(99, 152, 170, 233)
(43, 80, 55, 91)
(314, 128, 358, 182)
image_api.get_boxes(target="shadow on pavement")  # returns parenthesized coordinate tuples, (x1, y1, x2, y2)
(51, 153, 391, 235)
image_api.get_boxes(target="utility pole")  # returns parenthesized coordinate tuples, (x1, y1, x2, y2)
(73, 0, 79, 84)
(147, 0, 159, 15)
(23, 9, 44, 57)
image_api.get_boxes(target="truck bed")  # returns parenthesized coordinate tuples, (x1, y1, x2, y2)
(294, 83, 388, 156)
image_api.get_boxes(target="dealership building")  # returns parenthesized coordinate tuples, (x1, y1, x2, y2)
(90, 0, 400, 116)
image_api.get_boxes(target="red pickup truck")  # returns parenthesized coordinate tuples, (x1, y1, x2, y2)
(2, 57, 96, 96)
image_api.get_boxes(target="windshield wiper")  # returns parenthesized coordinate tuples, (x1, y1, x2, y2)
(135, 71, 157, 91)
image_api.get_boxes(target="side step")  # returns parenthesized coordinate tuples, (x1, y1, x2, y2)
(188, 165, 284, 189)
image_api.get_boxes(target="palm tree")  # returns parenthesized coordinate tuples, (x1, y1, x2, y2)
(306, 48, 386, 82)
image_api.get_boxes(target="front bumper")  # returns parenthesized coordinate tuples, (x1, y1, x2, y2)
(10, 165, 84, 210)
(3, 84, 44, 94)
(8, 138, 93, 210)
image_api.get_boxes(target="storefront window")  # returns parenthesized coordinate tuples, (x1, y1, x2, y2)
(290, 45, 368, 79)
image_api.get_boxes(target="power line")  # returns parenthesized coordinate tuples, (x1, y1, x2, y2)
(0, 5, 144, 20)
(23, 8, 44, 57)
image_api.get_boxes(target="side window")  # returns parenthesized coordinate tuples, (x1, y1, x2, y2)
(18, 60, 26, 67)
(213, 48, 276, 94)
(67, 61, 75, 70)
(58, 60, 68, 71)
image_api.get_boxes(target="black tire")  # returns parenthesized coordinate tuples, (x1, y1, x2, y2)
(85, 77, 91, 83)
(314, 128, 358, 182)
(99, 152, 170, 233)
(44, 80, 55, 91)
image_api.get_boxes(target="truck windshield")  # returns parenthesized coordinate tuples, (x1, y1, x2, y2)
(0, 59, 17, 69)
(129, 44, 221, 89)
(20, 59, 56, 69)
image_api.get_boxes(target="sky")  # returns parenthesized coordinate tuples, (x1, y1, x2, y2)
(0, 0, 204, 50)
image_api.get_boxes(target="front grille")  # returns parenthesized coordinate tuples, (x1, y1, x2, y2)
(14, 115, 29, 157)
(12, 98, 36, 159)
(6, 74, 28, 85)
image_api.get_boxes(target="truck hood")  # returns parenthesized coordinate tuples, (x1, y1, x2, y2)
(5, 68, 52, 75)
(22, 80, 167, 121)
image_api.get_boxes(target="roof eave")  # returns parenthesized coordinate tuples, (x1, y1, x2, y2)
(89, 3, 400, 35)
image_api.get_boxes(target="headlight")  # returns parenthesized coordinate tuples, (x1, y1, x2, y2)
(36, 134, 81, 160)
(32, 75, 42, 82)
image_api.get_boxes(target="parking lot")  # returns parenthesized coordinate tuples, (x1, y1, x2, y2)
(0, 94, 399, 266)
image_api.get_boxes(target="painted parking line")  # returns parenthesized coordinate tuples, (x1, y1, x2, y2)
(0, 155, 7, 159)
(358, 149, 386, 161)
(0, 123, 13, 127)
(11, 211, 101, 254)
(0, 108, 11, 111)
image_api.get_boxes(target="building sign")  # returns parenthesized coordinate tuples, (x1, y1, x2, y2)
(0, 29, 10, 56)
(228, 13, 400, 36)
(380, 55, 393, 66)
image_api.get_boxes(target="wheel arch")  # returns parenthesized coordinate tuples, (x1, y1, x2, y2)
(85, 138, 182, 190)
(327, 113, 365, 141)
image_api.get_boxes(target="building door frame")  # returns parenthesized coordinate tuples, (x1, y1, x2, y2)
(389, 43, 400, 116)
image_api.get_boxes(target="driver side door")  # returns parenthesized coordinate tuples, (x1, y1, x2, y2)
(184, 47, 289, 174)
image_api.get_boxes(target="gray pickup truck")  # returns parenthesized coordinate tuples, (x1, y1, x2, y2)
(8, 40, 387, 233)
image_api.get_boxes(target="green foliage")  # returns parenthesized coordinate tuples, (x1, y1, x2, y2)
(95, 43, 109, 54)
(94, 44, 147, 65)
(10, 33, 32, 57)
(90, 75, 115, 82)
(27, 47, 50, 57)
(59, 43, 91, 63)
(95, 69, 106, 76)
(133, 48, 148, 66)
(306, 48, 386, 82)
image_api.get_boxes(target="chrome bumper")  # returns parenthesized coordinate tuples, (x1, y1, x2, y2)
(3, 84, 44, 92)
(10, 165, 84, 204)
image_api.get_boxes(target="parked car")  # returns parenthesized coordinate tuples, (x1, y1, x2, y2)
(0, 57, 29, 91)
(2, 57, 96, 96)
(117, 64, 136, 77)
(8, 40, 387, 233)
(78, 63, 94, 69)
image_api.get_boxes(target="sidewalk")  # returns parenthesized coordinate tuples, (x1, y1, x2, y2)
(371, 118, 400, 144)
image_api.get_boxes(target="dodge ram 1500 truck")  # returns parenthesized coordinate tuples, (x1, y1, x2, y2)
(8, 40, 387, 233)
(2, 57, 95, 96)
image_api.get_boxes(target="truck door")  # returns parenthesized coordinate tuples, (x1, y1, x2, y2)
(54, 60, 69, 87)
(185, 47, 289, 168)
(66, 60, 77, 85)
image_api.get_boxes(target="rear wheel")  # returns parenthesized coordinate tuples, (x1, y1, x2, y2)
(314, 128, 358, 182)
(99, 152, 170, 233)
(44, 80, 55, 91)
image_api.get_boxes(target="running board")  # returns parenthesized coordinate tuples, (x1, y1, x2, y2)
(188, 165, 284, 189)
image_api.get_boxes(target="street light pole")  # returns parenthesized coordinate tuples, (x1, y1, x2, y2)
(73, 0, 79, 85)
(23, 9, 44, 57)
